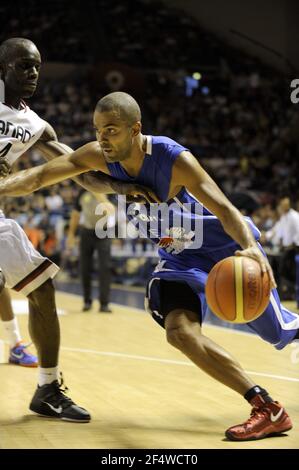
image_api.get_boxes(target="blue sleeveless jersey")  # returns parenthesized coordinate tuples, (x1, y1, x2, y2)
(107, 135, 260, 267)
(107, 136, 299, 350)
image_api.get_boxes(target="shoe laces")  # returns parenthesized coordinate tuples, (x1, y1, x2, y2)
(49, 373, 75, 408)
(22, 342, 34, 352)
(245, 405, 269, 427)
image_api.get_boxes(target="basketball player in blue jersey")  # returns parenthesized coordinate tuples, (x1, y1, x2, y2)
(0, 91, 298, 441)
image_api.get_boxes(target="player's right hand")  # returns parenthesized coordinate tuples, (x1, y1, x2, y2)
(235, 246, 277, 289)
(0, 157, 12, 177)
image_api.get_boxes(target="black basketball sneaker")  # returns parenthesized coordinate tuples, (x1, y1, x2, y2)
(29, 375, 91, 422)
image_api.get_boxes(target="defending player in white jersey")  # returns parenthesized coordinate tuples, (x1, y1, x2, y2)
(0, 38, 96, 421)
(0, 66, 47, 368)
(0, 38, 153, 421)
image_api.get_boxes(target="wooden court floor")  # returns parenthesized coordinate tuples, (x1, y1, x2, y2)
(0, 290, 298, 449)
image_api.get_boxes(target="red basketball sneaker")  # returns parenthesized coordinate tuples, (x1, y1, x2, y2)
(225, 395, 292, 441)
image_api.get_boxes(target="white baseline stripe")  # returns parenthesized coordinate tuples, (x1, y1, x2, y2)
(61, 346, 299, 383)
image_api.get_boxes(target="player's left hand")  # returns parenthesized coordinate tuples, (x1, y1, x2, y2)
(0, 156, 12, 177)
(235, 246, 277, 289)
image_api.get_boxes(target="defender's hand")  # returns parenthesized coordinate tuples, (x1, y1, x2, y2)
(235, 246, 276, 289)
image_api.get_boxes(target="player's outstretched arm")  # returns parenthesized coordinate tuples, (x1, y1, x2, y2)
(34, 122, 159, 202)
(78, 171, 161, 203)
(173, 151, 276, 288)
(0, 141, 104, 197)
(34, 122, 125, 194)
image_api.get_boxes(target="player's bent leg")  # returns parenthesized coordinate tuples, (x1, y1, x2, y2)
(165, 310, 293, 440)
(148, 278, 293, 440)
(165, 309, 255, 395)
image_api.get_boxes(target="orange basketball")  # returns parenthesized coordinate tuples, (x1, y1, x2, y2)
(205, 256, 271, 323)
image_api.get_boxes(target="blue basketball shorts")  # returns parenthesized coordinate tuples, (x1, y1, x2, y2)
(145, 245, 299, 350)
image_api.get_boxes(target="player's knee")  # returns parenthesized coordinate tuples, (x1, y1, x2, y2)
(28, 279, 55, 306)
(166, 324, 197, 350)
(35, 278, 54, 295)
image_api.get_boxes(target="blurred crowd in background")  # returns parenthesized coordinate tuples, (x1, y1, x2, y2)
(1, 0, 299, 297)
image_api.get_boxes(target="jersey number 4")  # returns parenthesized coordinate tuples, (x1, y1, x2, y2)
(0, 143, 12, 157)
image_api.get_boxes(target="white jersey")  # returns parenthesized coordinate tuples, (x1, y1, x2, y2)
(0, 101, 59, 291)
(0, 100, 46, 166)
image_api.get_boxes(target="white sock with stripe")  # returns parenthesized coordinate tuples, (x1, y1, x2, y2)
(38, 366, 59, 386)
(2, 318, 22, 348)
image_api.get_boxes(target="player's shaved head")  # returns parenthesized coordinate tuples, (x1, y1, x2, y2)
(0, 38, 39, 65)
(96, 92, 141, 125)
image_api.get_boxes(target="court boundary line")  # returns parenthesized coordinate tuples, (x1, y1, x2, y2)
(56, 290, 299, 383)
(56, 288, 299, 340)
(61, 346, 299, 383)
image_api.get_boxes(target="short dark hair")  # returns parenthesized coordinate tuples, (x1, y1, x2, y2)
(96, 92, 141, 125)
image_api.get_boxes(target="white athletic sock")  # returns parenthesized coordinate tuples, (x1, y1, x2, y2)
(38, 366, 59, 387)
(2, 318, 22, 348)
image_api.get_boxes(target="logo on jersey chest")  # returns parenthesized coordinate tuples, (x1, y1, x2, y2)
(94, 196, 204, 251)
(0, 120, 33, 143)
(158, 227, 195, 254)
